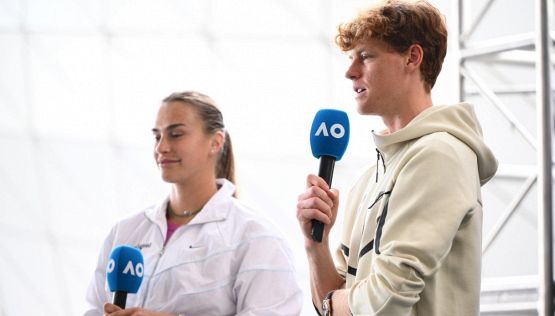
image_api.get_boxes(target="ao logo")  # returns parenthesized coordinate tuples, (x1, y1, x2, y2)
(315, 122, 345, 139)
(107, 259, 144, 277)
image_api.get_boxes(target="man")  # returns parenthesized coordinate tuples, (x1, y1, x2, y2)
(296, 1, 498, 315)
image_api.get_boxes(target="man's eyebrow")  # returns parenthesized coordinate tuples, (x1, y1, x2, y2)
(347, 48, 363, 58)
(151, 123, 186, 133)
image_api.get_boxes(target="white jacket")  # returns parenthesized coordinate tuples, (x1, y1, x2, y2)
(85, 179, 302, 315)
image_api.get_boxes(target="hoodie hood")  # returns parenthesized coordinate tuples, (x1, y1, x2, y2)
(373, 103, 498, 185)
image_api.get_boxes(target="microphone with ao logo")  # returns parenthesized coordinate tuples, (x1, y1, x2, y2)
(106, 245, 144, 309)
(309, 109, 350, 242)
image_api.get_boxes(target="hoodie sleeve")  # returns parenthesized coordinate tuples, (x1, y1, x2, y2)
(349, 132, 482, 315)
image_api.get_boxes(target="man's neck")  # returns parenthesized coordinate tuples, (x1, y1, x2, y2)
(381, 92, 433, 134)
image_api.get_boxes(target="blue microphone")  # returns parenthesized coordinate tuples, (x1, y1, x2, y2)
(309, 109, 350, 242)
(106, 245, 144, 309)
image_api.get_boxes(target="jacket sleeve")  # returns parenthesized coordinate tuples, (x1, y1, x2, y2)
(233, 236, 303, 316)
(349, 134, 481, 314)
(83, 226, 116, 316)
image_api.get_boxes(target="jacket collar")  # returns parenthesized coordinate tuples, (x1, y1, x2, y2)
(145, 178, 235, 230)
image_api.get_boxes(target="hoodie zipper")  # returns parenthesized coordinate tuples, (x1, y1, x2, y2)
(347, 150, 390, 276)
(375, 148, 386, 183)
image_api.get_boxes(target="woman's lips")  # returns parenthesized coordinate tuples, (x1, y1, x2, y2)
(158, 159, 180, 166)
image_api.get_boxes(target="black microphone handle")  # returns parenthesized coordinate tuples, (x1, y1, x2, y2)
(311, 155, 336, 242)
(113, 290, 127, 309)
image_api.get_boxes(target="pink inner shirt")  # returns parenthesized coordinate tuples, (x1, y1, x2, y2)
(165, 220, 181, 245)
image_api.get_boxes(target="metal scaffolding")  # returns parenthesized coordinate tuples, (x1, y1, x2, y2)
(456, 0, 554, 314)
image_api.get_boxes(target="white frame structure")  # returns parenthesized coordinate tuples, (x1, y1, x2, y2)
(456, 0, 554, 315)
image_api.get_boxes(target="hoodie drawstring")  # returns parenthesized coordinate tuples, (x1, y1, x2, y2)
(375, 148, 386, 183)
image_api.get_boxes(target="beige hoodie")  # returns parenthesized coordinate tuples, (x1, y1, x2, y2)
(336, 103, 498, 315)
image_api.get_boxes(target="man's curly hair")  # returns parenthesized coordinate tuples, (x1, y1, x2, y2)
(335, 0, 447, 92)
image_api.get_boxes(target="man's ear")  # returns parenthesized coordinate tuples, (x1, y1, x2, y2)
(406, 44, 424, 70)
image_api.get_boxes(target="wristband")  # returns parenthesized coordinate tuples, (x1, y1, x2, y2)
(322, 290, 335, 316)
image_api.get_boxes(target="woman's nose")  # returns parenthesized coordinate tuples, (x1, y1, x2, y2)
(155, 136, 170, 153)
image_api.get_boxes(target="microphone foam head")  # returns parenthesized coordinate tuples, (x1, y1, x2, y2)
(106, 245, 144, 294)
(310, 109, 350, 160)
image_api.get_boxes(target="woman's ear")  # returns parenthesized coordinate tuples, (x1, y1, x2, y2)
(210, 131, 225, 154)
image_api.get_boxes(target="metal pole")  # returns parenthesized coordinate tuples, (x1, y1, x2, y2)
(535, 0, 554, 315)
(482, 175, 537, 254)
(456, 0, 464, 102)
(459, 0, 494, 42)
(461, 65, 538, 150)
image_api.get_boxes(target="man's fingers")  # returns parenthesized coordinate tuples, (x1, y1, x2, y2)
(299, 195, 333, 214)
(306, 174, 330, 191)
(297, 207, 332, 225)
(298, 186, 333, 208)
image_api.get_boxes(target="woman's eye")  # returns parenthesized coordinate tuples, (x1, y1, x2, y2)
(154, 135, 161, 141)
(170, 133, 183, 138)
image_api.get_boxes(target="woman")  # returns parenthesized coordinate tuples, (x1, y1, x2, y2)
(85, 91, 302, 316)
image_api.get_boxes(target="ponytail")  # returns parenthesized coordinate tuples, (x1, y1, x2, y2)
(217, 131, 235, 185)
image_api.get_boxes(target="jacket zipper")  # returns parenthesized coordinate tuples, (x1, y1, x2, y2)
(140, 234, 166, 307)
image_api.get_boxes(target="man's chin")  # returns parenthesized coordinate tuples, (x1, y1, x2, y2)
(356, 105, 377, 116)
